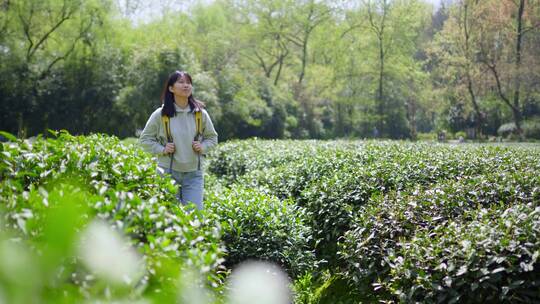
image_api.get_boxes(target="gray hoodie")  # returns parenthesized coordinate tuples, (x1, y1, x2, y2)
(139, 104, 218, 172)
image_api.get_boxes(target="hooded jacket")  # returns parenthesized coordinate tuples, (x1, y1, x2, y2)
(139, 104, 218, 172)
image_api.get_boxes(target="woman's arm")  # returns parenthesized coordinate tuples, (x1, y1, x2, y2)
(200, 110, 218, 153)
(139, 111, 166, 155)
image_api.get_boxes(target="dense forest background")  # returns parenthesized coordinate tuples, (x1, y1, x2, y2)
(1, 0, 539, 140)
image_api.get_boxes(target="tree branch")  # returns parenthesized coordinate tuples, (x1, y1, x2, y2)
(340, 22, 364, 39)
(18, 5, 35, 60)
(484, 61, 516, 112)
(285, 33, 303, 47)
(28, 2, 75, 60)
(521, 22, 540, 35)
(38, 6, 92, 80)
(253, 51, 270, 76)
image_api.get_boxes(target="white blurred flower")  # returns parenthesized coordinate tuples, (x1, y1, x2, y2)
(178, 267, 214, 304)
(0, 239, 37, 288)
(227, 261, 291, 304)
(78, 220, 144, 285)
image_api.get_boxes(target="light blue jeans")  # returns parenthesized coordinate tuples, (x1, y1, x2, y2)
(158, 166, 204, 210)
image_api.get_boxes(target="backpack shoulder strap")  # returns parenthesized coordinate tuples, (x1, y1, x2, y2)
(195, 110, 203, 136)
(161, 115, 172, 142)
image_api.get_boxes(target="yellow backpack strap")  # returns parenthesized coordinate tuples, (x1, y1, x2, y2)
(195, 110, 203, 136)
(161, 115, 172, 142)
(162, 115, 174, 174)
(194, 110, 203, 170)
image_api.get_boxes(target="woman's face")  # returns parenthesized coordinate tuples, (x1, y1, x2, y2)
(169, 74, 192, 98)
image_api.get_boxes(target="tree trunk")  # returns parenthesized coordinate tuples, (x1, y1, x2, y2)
(298, 33, 308, 85)
(463, 0, 483, 138)
(17, 112, 26, 139)
(407, 98, 417, 140)
(512, 0, 525, 139)
(466, 71, 483, 138)
(274, 52, 286, 86)
(377, 35, 385, 135)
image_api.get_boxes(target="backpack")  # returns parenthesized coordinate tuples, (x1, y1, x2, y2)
(161, 110, 203, 171)
(161, 110, 202, 141)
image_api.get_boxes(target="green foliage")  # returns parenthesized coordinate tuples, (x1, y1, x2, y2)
(394, 204, 539, 303)
(498, 122, 517, 137)
(2, 0, 539, 140)
(209, 139, 540, 302)
(340, 163, 540, 302)
(0, 131, 18, 142)
(524, 117, 540, 139)
(206, 184, 317, 279)
(498, 117, 540, 140)
(293, 271, 367, 304)
(455, 130, 467, 140)
(0, 132, 226, 301)
(417, 132, 437, 141)
(2, 133, 540, 302)
(210, 140, 536, 266)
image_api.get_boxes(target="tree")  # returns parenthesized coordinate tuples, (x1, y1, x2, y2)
(430, 0, 486, 138)
(477, 0, 540, 139)
(288, 0, 334, 86)
(0, 0, 105, 136)
(347, 0, 430, 138)
(232, 0, 293, 86)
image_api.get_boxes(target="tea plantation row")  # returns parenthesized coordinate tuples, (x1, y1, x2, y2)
(1, 133, 539, 303)
(0, 132, 310, 303)
(207, 139, 540, 303)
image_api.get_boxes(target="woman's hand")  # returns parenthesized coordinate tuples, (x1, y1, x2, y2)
(192, 141, 203, 154)
(163, 143, 175, 154)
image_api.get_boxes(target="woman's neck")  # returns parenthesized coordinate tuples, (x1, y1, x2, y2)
(174, 96, 189, 109)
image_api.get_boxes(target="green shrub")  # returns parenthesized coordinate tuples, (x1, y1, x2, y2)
(237, 147, 360, 200)
(6, 133, 539, 302)
(388, 203, 540, 303)
(0, 132, 226, 300)
(210, 139, 540, 302)
(293, 271, 368, 304)
(209, 140, 540, 269)
(417, 132, 437, 141)
(524, 117, 540, 139)
(207, 139, 305, 183)
(206, 184, 317, 278)
(498, 122, 517, 137)
(498, 117, 540, 139)
(298, 144, 525, 265)
(207, 139, 359, 184)
(339, 165, 540, 302)
(455, 131, 466, 140)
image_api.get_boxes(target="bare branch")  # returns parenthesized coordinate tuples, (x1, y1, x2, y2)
(38, 4, 91, 80)
(28, 1, 75, 60)
(521, 22, 540, 35)
(285, 33, 303, 47)
(340, 22, 363, 39)
(253, 51, 269, 76)
(17, 4, 35, 60)
(484, 60, 516, 112)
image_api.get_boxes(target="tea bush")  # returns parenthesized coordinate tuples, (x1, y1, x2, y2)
(0, 132, 225, 301)
(392, 203, 540, 303)
(210, 141, 538, 266)
(3, 133, 540, 303)
(206, 184, 317, 278)
(208, 139, 540, 302)
(207, 139, 309, 183)
(340, 167, 540, 302)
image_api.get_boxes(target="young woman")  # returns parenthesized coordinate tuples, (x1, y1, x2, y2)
(139, 71, 218, 210)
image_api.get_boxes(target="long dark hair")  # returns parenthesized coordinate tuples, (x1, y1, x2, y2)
(161, 71, 205, 117)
